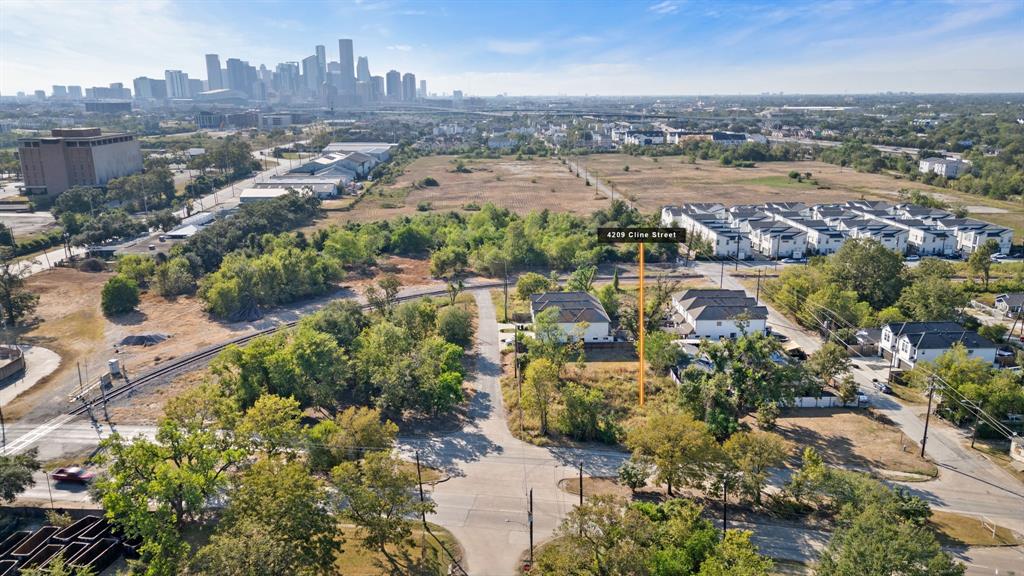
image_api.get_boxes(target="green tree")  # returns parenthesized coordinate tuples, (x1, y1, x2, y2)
(618, 456, 652, 494)
(192, 458, 340, 576)
(806, 342, 851, 385)
(626, 408, 720, 496)
(967, 239, 999, 289)
(0, 448, 40, 503)
(153, 256, 196, 296)
(567, 264, 597, 292)
(19, 553, 95, 576)
(300, 300, 367, 347)
(818, 504, 964, 576)
(822, 239, 906, 309)
(977, 323, 1007, 343)
(365, 274, 402, 316)
(307, 407, 398, 472)
(332, 451, 436, 571)
(698, 530, 772, 576)
(92, 385, 246, 574)
(436, 305, 474, 347)
(559, 382, 611, 442)
(523, 358, 559, 435)
(644, 330, 682, 375)
(236, 394, 304, 456)
(0, 252, 40, 326)
(897, 276, 967, 321)
(722, 431, 788, 506)
(516, 272, 553, 300)
(101, 274, 140, 315)
(116, 254, 156, 287)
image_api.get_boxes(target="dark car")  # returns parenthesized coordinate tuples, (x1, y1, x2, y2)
(51, 467, 95, 484)
(872, 378, 893, 395)
(770, 332, 790, 343)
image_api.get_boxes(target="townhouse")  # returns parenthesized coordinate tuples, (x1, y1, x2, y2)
(671, 288, 769, 340)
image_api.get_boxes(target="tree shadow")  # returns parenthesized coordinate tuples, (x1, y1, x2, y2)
(106, 310, 147, 326)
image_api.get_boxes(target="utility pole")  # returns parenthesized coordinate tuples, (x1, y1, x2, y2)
(415, 451, 427, 525)
(921, 381, 935, 459)
(76, 361, 84, 397)
(578, 462, 584, 507)
(722, 479, 728, 536)
(528, 488, 534, 566)
(719, 260, 725, 288)
(755, 269, 762, 304)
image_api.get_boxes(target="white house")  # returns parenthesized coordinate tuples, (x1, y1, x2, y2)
(672, 288, 768, 340)
(879, 321, 967, 358)
(995, 293, 1024, 318)
(894, 330, 997, 369)
(530, 292, 612, 342)
(919, 157, 967, 179)
(622, 131, 666, 146)
(748, 221, 807, 259)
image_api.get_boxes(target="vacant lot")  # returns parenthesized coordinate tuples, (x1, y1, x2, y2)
(10, 268, 255, 420)
(583, 154, 1024, 235)
(320, 155, 607, 226)
(771, 408, 938, 478)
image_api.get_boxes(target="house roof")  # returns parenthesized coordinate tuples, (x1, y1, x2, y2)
(996, 293, 1024, 308)
(884, 321, 963, 337)
(673, 289, 767, 321)
(530, 292, 610, 324)
(902, 330, 996, 351)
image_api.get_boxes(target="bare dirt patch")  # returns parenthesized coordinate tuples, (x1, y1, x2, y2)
(318, 155, 606, 226)
(770, 408, 938, 478)
(558, 476, 632, 499)
(10, 268, 254, 421)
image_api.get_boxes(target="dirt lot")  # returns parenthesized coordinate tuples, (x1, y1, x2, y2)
(318, 155, 608, 226)
(10, 268, 256, 421)
(585, 154, 934, 208)
(771, 408, 938, 478)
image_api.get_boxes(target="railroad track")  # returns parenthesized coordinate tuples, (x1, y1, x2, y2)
(11, 270, 699, 454)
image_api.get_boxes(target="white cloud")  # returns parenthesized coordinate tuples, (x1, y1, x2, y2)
(648, 1, 681, 15)
(387, 44, 413, 51)
(485, 39, 541, 55)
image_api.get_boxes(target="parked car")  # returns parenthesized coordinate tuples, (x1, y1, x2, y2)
(51, 467, 95, 484)
(905, 254, 920, 262)
(770, 332, 790, 343)
(872, 378, 893, 395)
(781, 258, 806, 264)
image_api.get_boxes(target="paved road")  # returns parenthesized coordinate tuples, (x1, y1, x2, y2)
(767, 136, 963, 160)
(6, 270, 1023, 573)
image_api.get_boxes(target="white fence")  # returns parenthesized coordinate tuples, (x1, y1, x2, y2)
(782, 394, 868, 409)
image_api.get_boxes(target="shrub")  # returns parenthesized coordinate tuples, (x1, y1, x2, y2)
(418, 177, 439, 187)
(101, 275, 140, 315)
(436, 306, 474, 347)
(416, 201, 433, 212)
(77, 258, 106, 273)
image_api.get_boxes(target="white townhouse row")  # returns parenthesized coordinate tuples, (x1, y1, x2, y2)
(662, 200, 1013, 260)
(661, 206, 752, 259)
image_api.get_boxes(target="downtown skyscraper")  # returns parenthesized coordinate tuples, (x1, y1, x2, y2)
(337, 38, 355, 95)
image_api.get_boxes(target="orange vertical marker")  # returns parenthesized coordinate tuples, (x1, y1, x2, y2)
(638, 242, 645, 407)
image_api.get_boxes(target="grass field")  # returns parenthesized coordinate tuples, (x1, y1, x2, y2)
(318, 155, 609, 226)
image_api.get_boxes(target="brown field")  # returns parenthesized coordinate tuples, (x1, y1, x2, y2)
(585, 154, 935, 208)
(317, 155, 609, 226)
(583, 154, 1024, 237)
(10, 268, 255, 420)
(771, 408, 938, 478)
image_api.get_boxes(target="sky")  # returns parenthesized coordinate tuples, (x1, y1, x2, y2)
(2, 0, 1023, 96)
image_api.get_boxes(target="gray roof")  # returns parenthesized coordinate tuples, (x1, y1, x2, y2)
(996, 293, 1024, 308)
(674, 289, 768, 321)
(884, 321, 963, 337)
(905, 330, 996, 351)
(530, 292, 610, 324)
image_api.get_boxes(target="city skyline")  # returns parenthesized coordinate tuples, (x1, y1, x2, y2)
(2, 0, 1024, 96)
